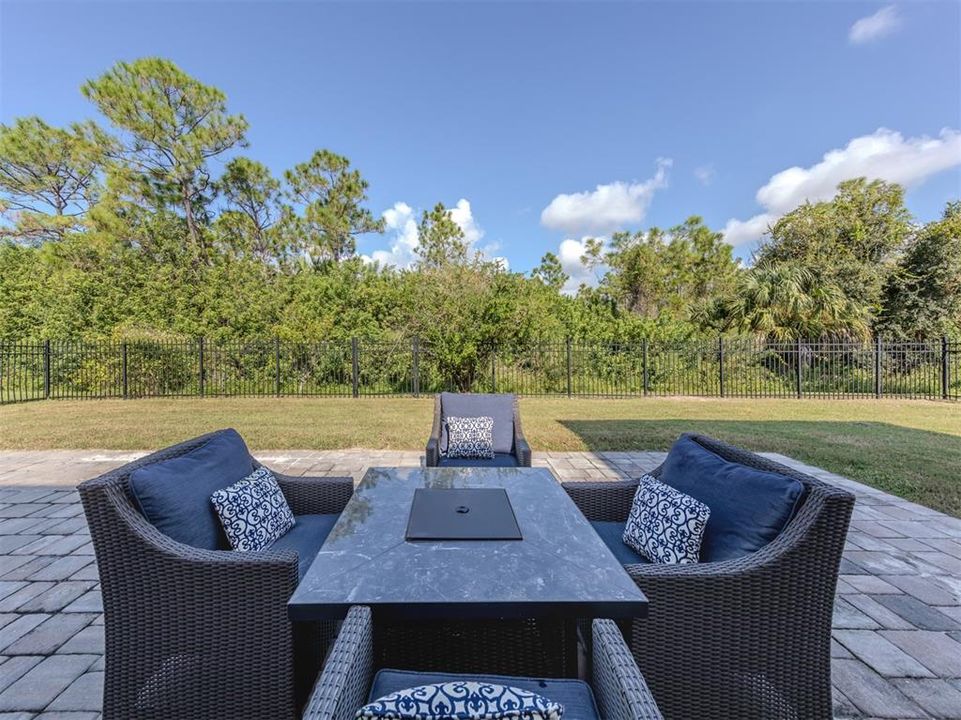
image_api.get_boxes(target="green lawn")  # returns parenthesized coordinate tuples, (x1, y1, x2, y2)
(2, 397, 960, 517)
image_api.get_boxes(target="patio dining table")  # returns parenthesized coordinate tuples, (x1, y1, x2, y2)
(288, 466, 648, 673)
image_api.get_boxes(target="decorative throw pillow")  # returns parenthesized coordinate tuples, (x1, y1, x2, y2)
(210, 467, 295, 552)
(356, 681, 564, 720)
(622, 474, 710, 565)
(445, 416, 495, 460)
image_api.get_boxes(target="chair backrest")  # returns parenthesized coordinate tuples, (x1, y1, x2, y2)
(652, 433, 855, 561)
(80, 429, 242, 517)
(439, 393, 515, 454)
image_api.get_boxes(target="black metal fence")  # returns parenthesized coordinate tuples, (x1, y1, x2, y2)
(1, 336, 958, 404)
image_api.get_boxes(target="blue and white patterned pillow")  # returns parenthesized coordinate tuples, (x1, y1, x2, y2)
(622, 474, 710, 565)
(356, 681, 563, 720)
(210, 467, 295, 552)
(445, 416, 495, 460)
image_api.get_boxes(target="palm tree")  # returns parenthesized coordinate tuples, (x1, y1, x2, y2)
(712, 264, 870, 341)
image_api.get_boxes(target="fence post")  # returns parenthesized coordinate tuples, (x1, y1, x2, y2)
(198, 337, 205, 398)
(642, 339, 649, 396)
(874, 336, 882, 399)
(351, 337, 359, 398)
(122, 342, 128, 399)
(274, 336, 281, 398)
(412, 336, 420, 397)
(795, 338, 803, 399)
(566, 337, 573, 398)
(718, 336, 725, 398)
(943, 336, 950, 401)
(490, 347, 496, 393)
(43, 339, 51, 399)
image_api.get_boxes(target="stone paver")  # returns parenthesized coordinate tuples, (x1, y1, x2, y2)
(872, 594, 961, 631)
(44, 671, 102, 713)
(0, 448, 958, 718)
(3, 615, 96, 657)
(879, 631, 961, 677)
(893, 679, 961, 720)
(0, 654, 98, 711)
(833, 630, 933, 678)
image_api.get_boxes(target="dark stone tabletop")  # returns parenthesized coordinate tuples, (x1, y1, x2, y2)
(288, 466, 648, 621)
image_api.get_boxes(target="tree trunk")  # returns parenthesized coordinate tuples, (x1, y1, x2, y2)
(181, 182, 209, 264)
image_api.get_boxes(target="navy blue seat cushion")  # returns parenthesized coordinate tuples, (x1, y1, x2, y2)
(436, 452, 519, 468)
(130, 429, 255, 550)
(440, 393, 515, 455)
(590, 520, 649, 566)
(368, 669, 600, 720)
(659, 436, 806, 562)
(270, 513, 339, 579)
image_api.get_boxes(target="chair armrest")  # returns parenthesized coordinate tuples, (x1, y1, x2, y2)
(592, 619, 663, 720)
(562, 480, 639, 522)
(426, 395, 442, 466)
(513, 435, 531, 467)
(274, 474, 353, 515)
(511, 400, 532, 467)
(303, 606, 375, 720)
(425, 437, 440, 467)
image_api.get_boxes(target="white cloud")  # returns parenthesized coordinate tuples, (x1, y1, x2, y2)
(723, 128, 961, 247)
(540, 159, 672, 235)
(721, 213, 776, 249)
(849, 5, 901, 45)
(365, 198, 489, 268)
(694, 165, 716, 186)
(368, 201, 419, 267)
(556, 237, 607, 295)
(448, 198, 484, 246)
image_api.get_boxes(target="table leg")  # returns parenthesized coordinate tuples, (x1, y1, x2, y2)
(565, 618, 581, 678)
(576, 619, 591, 681)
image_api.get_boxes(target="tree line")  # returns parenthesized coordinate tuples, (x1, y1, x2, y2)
(0, 57, 958, 356)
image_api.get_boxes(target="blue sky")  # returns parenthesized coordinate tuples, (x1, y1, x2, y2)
(2, 0, 959, 284)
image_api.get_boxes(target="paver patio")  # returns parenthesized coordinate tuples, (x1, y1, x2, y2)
(0, 448, 958, 719)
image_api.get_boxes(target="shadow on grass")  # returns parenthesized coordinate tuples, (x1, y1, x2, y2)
(558, 419, 961, 518)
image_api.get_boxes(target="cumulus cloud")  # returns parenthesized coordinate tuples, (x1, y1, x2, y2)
(723, 128, 961, 247)
(556, 237, 607, 295)
(540, 159, 672, 235)
(368, 201, 419, 267)
(694, 165, 716, 186)
(849, 5, 901, 45)
(448, 198, 484, 246)
(721, 213, 777, 249)
(365, 198, 489, 268)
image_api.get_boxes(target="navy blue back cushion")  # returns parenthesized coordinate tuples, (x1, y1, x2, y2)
(130, 429, 255, 550)
(659, 436, 805, 562)
(440, 393, 515, 454)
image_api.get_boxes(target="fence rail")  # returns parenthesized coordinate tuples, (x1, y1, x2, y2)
(1, 337, 959, 404)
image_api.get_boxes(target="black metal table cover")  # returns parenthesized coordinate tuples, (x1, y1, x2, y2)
(405, 487, 522, 541)
(288, 466, 648, 622)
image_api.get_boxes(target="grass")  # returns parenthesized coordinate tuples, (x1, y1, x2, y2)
(1, 397, 960, 517)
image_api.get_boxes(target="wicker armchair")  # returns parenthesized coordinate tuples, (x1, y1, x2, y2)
(303, 606, 663, 720)
(426, 392, 531, 467)
(78, 430, 354, 720)
(563, 434, 855, 720)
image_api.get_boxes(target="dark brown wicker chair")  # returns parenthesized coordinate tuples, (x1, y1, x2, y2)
(78, 430, 354, 720)
(563, 434, 855, 720)
(303, 606, 664, 720)
(425, 392, 531, 467)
